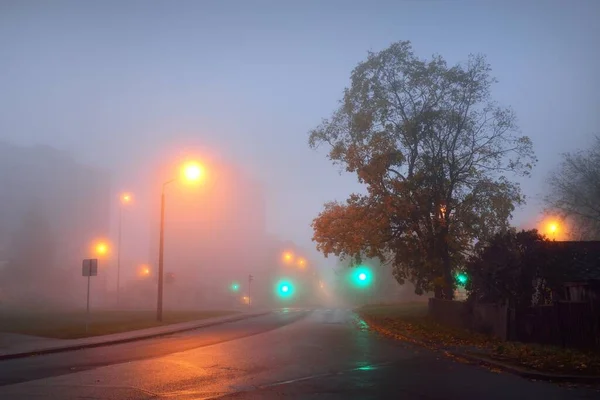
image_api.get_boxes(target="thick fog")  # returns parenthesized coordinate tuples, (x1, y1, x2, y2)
(0, 1, 598, 312)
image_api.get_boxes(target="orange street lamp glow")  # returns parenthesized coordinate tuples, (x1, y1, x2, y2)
(121, 192, 133, 204)
(93, 241, 109, 256)
(181, 162, 204, 182)
(282, 251, 293, 264)
(297, 258, 306, 268)
(157, 159, 205, 322)
(541, 218, 564, 240)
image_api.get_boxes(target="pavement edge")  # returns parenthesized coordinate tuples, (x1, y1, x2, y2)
(0, 311, 271, 361)
(358, 312, 600, 384)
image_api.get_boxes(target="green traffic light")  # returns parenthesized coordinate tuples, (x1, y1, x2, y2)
(456, 273, 468, 286)
(351, 266, 372, 288)
(275, 280, 294, 299)
(231, 283, 240, 291)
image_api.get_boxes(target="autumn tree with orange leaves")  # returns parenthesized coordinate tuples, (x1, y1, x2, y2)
(309, 41, 536, 299)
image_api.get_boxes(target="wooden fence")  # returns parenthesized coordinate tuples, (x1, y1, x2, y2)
(429, 298, 600, 350)
(514, 301, 600, 350)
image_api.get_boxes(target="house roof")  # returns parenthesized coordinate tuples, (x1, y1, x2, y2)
(545, 241, 600, 282)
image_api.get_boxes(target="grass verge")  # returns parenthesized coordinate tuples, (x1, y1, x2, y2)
(357, 302, 600, 377)
(0, 309, 238, 339)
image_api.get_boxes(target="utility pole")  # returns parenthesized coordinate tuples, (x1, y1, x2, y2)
(116, 204, 122, 307)
(157, 189, 166, 322)
(248, 274, 253, 308)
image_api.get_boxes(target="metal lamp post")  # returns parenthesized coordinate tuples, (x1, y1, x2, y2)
(117, 193, 132, 307)
(156, 162, 203, 322)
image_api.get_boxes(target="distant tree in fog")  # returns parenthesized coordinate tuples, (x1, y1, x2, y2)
(545, 136, 600, 240)
(3, 203, 57, 281)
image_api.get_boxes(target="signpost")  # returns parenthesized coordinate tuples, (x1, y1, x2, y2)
(82, 258, 98, 333)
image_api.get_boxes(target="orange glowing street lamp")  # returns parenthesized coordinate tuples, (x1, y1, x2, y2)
(542, 218, 562, 240)
(92, 240, 110, 257)
(297, 258, 307, 269)
(157, 160, 205, 322)
(116, 192, 134, 307)
(182, 162, 204, 182)
(282, 251, 294, 264)
(121, 193, 133, 204)
(138, 264, 151, 278)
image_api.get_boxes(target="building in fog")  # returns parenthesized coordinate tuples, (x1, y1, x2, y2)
(0, 142, 111, 307)
(145, 158, 268, 309)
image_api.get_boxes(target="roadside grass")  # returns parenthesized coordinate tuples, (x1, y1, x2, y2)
(0, 309, 238, 339)
(357, 302, 600, 376)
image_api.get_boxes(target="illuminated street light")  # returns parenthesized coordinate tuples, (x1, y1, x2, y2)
(121, 192, 133, 204)
(138, 264, 151, 277)
(157, 160, 205, 322)
(181, 162, 204, 182)
(117, 192, 133, 307)
(297, 258, 306, 269)
(282, 251, 293, 264)
(541, 218, 562, 240)
(93, 241, 109, 257)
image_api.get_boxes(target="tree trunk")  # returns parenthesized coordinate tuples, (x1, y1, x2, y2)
(441, 227, 454, 300)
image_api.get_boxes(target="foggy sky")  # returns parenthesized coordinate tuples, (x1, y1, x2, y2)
(1, 0, 599, 269)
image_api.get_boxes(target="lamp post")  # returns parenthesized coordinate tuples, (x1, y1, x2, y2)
(156, 162, 203, 322)
(117, 193, 132, 307)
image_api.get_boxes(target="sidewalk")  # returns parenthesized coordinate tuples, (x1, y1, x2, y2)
(357, 308, 600, 384)
(0, 309, 270, 360)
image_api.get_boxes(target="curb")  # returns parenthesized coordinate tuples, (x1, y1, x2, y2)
(0, 311, 271, 361)
(359, 314, 600, 384)
(457, 352, 600, 384)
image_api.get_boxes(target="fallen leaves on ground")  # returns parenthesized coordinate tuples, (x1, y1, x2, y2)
(491, 342, 600, 376)
(357, 303, 600, 377)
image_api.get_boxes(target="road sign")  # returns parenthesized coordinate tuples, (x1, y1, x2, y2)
(82, 259, 98, 277)
(82, 258, 98, 333)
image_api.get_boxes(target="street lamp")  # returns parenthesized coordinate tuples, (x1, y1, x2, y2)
(117, 192, 133, 306)
(282, 251, 293, 264)
(156, 161, 204, 322)
(297, 258, 306, 269)
(138, 264, 151, 278)
(93, 240, 110, 257)
(541, 218, 562, 240)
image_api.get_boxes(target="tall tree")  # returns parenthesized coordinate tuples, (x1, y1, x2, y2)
(309, 41, 535, 299)
(545, 136, 600, 240)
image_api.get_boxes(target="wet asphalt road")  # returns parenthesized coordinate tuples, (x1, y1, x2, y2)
(0, 308, 598, 399)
